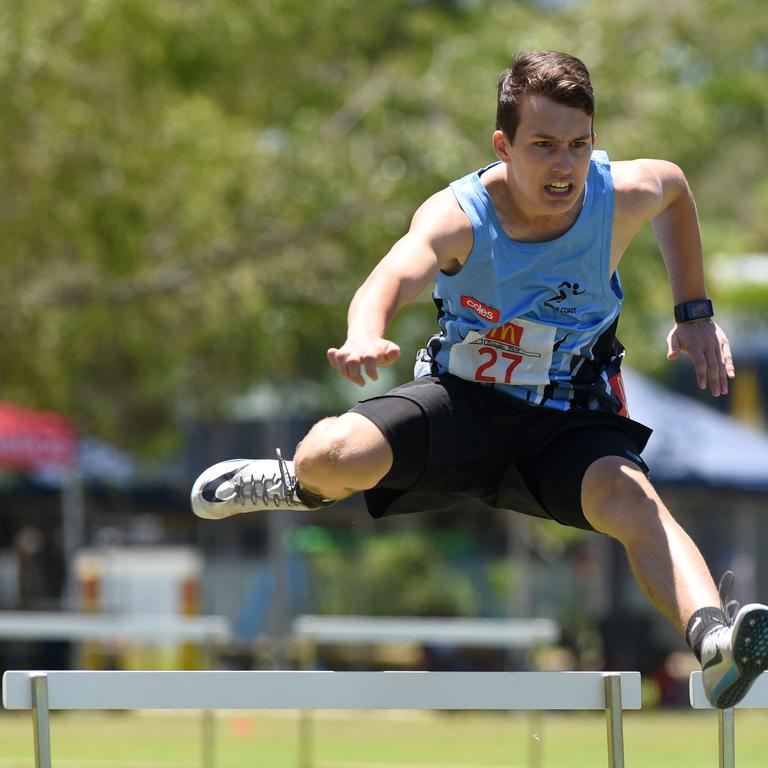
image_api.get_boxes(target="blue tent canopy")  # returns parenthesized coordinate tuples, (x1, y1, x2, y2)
(623, 368, 768, 492)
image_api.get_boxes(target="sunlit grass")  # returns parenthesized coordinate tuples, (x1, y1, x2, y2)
(2, 708, 767, 768)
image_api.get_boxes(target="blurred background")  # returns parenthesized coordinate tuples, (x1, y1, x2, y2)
(1, 0, 767, 710)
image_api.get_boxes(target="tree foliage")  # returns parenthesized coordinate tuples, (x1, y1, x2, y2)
(1, 0, 766, 455)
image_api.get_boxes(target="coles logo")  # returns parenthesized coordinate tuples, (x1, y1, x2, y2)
(460, 295, 500, 323)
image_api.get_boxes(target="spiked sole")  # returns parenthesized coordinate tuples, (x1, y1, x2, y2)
(713, 607, 768, 708)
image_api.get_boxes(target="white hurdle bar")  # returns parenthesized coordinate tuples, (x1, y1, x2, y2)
(3, 670, 640, 768)
(0, 611, 231, 645)
(690, 671, 768, 768)
(292, 615, 560, 650)
(292, 615, 561, 768)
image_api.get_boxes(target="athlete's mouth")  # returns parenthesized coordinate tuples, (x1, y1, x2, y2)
(544, 182, 573, 195)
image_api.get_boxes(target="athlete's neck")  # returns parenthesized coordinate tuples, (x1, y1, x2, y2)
(484, 166, 585, 243)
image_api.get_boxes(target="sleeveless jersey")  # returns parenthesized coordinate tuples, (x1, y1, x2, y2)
(414, 150, 627, 414)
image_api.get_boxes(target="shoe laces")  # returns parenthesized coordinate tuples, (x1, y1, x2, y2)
(233, 448, 297, 507)
(718, 570, 740, 625)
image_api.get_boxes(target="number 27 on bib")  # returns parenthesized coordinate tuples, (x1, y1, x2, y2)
(447, 318, 555, 387)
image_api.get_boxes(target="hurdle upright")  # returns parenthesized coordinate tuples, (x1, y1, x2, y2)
(690, 671, 768, 768)
(4, 669, 641, 768)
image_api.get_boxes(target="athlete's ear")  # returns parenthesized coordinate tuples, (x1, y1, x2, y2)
(591, 131, 597, 147)
(492, 130, 512, 162)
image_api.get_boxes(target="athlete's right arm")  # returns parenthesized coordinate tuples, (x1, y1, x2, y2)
(327, 188, 472, 386)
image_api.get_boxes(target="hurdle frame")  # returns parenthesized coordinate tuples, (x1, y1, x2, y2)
(292, 615, 561, 768)
(689, 670, 768, 768)
(4, 669, 640, 768)
(0, 610, 231, 768)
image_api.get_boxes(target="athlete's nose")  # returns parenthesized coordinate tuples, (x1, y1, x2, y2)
(551, 147, 574, 174)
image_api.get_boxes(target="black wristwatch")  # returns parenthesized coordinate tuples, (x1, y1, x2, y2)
(674, 299, 714, 323)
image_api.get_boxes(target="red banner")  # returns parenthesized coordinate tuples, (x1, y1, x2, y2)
(0, 402, 77, 470)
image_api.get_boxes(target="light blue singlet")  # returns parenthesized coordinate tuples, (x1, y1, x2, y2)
(414, 150, 627, 414)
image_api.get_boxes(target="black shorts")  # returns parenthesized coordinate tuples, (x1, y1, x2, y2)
(349, 374, 652, 531)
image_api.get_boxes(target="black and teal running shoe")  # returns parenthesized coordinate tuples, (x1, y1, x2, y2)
(701, 602, 768, 708)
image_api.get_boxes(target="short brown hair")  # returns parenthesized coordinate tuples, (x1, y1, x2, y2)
(496, 51, 594, 141)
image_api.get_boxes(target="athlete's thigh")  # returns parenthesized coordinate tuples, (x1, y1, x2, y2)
(520, 425, 650, 531)
(349, 375, 508, 489)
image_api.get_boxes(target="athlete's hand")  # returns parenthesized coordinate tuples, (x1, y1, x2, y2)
(666, 319, 735, 397)
(327, 335, 401, 386)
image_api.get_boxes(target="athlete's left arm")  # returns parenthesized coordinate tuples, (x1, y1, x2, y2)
(616, 159, 735, 397)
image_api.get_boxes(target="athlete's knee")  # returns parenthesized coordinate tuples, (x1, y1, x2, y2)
(581, 455, 663, 540)
(294, 413, 392, 490)
(294, 417, 344, 477)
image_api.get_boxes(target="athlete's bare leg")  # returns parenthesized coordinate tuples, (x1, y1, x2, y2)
(294, 413, 393, 501)
(581, 455, 719, 632)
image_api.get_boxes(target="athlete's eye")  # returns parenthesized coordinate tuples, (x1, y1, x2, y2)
(534, 141, 552, 148)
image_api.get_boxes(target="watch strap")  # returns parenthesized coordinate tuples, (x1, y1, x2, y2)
(674, 299, 714, 323)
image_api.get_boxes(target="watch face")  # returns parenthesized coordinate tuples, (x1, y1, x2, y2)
(675, 299, 713, 322)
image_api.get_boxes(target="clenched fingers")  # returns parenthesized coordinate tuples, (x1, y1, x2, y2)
(327, 348, 367, 386)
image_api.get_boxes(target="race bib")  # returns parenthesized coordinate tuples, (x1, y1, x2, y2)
(447, 318, 555, 386)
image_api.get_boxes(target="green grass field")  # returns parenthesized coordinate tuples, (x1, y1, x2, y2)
(1, 709, 767, 768)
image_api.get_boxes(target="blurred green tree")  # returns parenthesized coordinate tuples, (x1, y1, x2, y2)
(0, 0, 765, 455)
(308, 528, 477, 617)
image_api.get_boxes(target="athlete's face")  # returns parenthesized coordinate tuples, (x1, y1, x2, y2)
(494, 95, 595, 217)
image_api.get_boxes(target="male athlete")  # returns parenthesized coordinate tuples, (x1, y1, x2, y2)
(191, 51, 768, 707)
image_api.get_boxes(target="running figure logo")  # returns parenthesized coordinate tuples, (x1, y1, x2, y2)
(546, 281, 586, 303)
(544, 281, 587, 314)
